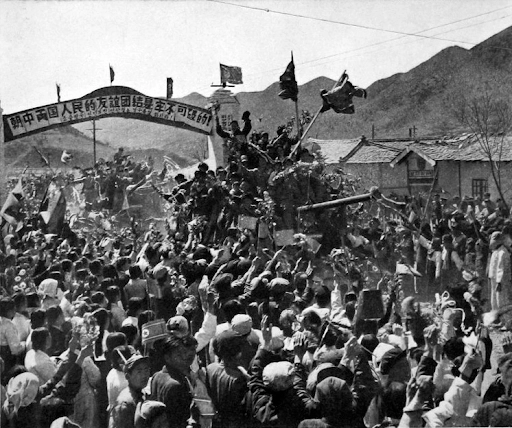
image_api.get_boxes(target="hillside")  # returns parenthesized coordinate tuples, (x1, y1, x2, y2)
(6, 25, 512, 171)
(6, 126, 114, 171)
(320, 25, 512, 139)
(236, 77, 336, 136)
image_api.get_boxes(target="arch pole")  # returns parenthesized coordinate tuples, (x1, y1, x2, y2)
(208, 124, 225, 168)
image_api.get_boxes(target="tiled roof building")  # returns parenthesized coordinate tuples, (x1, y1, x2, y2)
(312, 134, 512, 200)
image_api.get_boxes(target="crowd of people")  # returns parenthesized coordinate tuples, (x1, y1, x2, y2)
(1, 109, 512, 428)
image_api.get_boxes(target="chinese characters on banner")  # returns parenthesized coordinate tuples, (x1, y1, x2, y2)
(3, 90, 213, 141)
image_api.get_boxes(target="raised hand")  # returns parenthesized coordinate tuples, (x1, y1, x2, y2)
(261, 315, 272, 350)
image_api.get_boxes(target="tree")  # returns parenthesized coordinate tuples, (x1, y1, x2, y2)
(452, 89, 512, 210)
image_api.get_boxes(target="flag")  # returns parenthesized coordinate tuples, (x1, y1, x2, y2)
(110, 65, 115, 84)
(163, 155, 179, 172)
(56, 83, 61, 103)
(39, 188, 66, 235)
(61, 150, 73, 164)
(121, 192, 130, 212)
(0, 177, 25, 227)
(220, 64, 243, 85)
(320, 73, 367, 114)
(47, 192, 66, 235)
(278, 56, 298, 102)
(158, 163, 167, 181)
(34, 146, 50, 168)
(396, 262, 422, 277)
(167, 78, 174, 99)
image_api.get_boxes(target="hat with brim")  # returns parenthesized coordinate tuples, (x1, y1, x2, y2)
(124, 354, 149, 373)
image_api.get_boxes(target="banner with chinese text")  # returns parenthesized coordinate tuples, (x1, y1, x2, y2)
(3, 86, 213, 141)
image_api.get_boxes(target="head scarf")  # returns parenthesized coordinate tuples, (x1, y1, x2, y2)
(2, 372, 39, 419)
(50, 417, 81, 428)
(38, 278, 59, 299)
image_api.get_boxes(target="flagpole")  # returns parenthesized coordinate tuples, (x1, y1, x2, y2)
(294, 100, 302, 139)
(0, 99, 7, 246)
(289, 70, 347, 158)
(291, 52, 302, 139)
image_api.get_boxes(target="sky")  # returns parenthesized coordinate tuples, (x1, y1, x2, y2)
(1, 0, 512, 114)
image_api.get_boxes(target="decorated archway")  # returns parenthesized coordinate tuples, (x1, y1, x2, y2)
(2, 86, 213, 141)
(0, 86, 227, 199)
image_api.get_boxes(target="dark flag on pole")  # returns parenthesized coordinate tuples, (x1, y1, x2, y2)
(220, 64, 243, 85)
(0, 177, 25, 228)
(110, 65, 115, 84)
(39, 188, 67, 235)
(56, 83, 61, 103)
(320, 73, 367, 114)
(278, 56, 298, 102)
(167, 78, 174, 99)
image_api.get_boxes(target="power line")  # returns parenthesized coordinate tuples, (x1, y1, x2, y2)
(292, 13, 512, 73)
(193, 6, 512, 94)
(288, 13, 512, 70)
(241, 12, 512, 82)
(208, 0, 499, 45)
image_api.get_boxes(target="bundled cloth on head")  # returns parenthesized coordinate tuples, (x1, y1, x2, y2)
(306, 362, 351, 394)
(50, 417, 81, 428)
(2, 372, 39, 419)
(166, 315, 189, 338)
(262, 361, 294, 391)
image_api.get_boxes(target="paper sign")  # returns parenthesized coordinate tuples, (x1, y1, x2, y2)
(238, 215, 258, 230)
(274, 229, 295, 247)
(306, 234, 322, 254)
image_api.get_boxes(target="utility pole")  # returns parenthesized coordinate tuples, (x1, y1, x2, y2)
(87, 119, 102, 166)
(372, 123, 375, 140)
(0, 100, 5, 203)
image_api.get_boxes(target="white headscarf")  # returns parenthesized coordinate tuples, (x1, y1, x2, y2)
(2, 372, 39, 419)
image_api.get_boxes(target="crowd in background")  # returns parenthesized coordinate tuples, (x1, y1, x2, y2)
(1, 109, 512, 428)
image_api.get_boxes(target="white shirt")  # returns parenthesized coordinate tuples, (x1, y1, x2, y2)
(25, 349, 57, 384)
(121, 316, 138, 328)
(0, 317, 24, 355)
(12, 312, 30, 342)
(106, 368, 128, 412)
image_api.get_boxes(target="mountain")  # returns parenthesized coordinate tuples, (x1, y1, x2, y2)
(236, 26, 512, 140)
(236, 76, 336, 137)
(315, 26, 512, 139)
(6, 25, 512, 172)
(5, 126, 114, 174)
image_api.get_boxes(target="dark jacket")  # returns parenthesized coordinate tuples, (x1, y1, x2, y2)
(483, 376, 508, 403)
(150, 365, 194, 428)
(246, 348, 305, 428)
(473, 400, 512, 426)
(294, 353, 378, 428)
(216, 119, 252, 143)
(206, 362, 248, 427)
(48, 325, 67, 357)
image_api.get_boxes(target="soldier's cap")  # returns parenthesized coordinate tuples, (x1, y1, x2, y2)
(124, 354, 149, 373)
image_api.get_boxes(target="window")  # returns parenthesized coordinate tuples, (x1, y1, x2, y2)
(472, 179, 488, 200)
(416, 157, 426, 171)
(220, 114, 233, 130)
